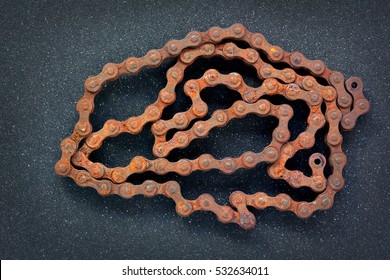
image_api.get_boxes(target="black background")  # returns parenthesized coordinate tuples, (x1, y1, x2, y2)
(1, 0, 389, 259)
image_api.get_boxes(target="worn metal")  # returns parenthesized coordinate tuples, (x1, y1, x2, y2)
(55, 24, 370, 230)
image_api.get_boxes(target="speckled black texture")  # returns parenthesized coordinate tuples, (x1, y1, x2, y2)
(0, 0, 389, 259)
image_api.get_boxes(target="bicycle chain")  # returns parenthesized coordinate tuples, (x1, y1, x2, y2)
(55, 23, 370, 230)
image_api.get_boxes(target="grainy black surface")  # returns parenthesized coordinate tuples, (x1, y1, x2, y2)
(0, 0, 389, 260)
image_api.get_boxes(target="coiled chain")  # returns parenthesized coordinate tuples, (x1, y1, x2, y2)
(55, 24, 370, 230)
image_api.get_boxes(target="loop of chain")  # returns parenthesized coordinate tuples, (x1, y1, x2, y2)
(55, 24, 369, 230)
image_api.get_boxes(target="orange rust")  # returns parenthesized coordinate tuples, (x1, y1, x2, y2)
(55, 24, 370, 230)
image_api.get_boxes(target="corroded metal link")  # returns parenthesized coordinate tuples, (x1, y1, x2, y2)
(55, 24, 370, 230)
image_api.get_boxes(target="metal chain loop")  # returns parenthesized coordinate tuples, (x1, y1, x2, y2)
(55, 24, 370, 230)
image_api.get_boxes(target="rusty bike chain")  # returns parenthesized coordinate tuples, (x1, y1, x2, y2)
(55, 23, 370, 230)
